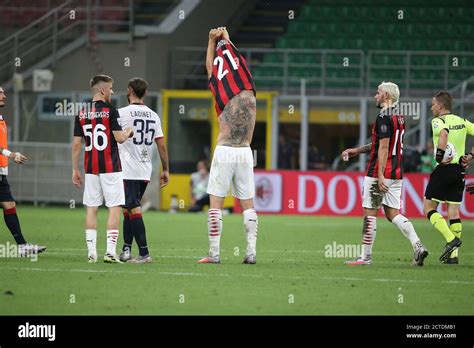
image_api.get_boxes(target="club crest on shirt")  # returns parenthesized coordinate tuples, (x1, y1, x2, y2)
(380, 124, 388, 133)
(139, 148, 150, 162)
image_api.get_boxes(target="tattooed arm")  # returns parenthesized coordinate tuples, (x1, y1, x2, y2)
(341, 143, 372, 161)
(358, 143, 372, 154)
(217, 91, 256, 147)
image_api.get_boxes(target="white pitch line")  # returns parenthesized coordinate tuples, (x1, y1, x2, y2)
(285, 222, 359, 227)
(0, 266, 146, 275)
(2, 266, 472, 286)
(39, 251, 419, 264)
(320, 276, 474, 286)
(0, 266, 214, 278)
(45, 244, 474, 259)
(46, 252, 200, 259)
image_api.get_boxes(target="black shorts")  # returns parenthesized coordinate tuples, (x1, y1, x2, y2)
(0, 175, 15, 202)
(123, 180, 148, 210)
(424, 164, 465, 204)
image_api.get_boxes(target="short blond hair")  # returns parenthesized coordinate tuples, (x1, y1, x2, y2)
(378, 81, 400, 103)
(90, 74, 113, 88)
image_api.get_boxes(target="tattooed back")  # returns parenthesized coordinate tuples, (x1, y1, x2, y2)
(217, 90, 256, 147)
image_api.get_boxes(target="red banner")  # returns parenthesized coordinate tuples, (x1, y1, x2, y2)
(234, 170, 474, 219)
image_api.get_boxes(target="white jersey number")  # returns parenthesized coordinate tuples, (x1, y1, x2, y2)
(83, 123, 108, 151)
(392, 129, 405, 156)
(213, 49, 238, 80)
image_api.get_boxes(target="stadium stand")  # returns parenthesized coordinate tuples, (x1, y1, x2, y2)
(231, 0, 307, 48)
(251, 0, 474, 92)
(133, 0, 180, 25)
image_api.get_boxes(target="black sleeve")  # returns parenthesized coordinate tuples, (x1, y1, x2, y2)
(73, 116, 83, 137)
(376, 116, 391, 139)
(110, 108, 122, 131)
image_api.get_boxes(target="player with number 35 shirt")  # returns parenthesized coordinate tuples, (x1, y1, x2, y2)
(72, 74, 134, 264)
(117, 77, 169, 264)
(118, 100, 164, 181)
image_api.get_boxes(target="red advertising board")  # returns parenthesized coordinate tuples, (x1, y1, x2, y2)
(234, 170, 474, 219)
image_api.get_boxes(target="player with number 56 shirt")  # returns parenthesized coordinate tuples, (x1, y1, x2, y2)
(72, 74, 134, 264)
(341, 81, 428, 267)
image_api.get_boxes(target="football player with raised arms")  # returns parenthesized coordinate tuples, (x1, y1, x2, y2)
(72, 75, 134, 263)
(342, 81, 428, 266)
(198, 27, 258, 264)
(118, 77, 169, 263)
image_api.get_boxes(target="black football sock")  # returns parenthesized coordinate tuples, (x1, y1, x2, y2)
(122, 211, 132, 251)
(130, 213, 149, 256)
(4, 207, 27, 245)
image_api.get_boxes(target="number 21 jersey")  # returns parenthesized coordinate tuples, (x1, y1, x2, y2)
(118, 103, 164, 180)
(74, 100, 122, 174)
(208, 39, 256, 116)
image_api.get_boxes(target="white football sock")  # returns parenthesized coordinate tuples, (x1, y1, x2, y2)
(243, 208, 258, 256)
(392, 214, 421, 251)
(85, 229, 97, 255)
(208, 209, 222, 257)
(106, 229, 119, 256)
(361, 216, 376, 260)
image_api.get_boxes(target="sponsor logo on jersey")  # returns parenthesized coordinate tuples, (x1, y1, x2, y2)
(449, 124, 466, 130)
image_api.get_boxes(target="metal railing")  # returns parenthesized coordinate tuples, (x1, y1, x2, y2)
(7, 141, 82, 205)
(0, 0, 134, 85)
(171, 47, 365, 95)
(367, 50, 474, 96)
(7, 140, 162, 207)
(171, 47, 474, 97)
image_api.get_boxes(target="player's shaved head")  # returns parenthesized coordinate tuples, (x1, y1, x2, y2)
(90, 75, 114, 102)
(128, 77, 148, 99)
(90, 74, 114, 89)
(433, 91, 452, 112)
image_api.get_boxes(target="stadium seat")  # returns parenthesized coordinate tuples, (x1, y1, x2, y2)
(256, 0, 474, 91)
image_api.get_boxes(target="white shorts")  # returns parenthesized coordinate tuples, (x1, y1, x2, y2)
(362, 176, 402, 210)
(207, 145, 255, 200)
(83, 172, 125, 208)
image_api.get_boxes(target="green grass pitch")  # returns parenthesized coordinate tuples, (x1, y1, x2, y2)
(0, 206, 472, 315)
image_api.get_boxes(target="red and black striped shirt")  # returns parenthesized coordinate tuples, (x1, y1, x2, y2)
(208, 39, 256, 116)
(366, 107, 405, 180)
(73, 100, 122, 174)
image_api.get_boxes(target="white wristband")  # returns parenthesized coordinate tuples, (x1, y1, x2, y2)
(2, 149, 11, 157)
